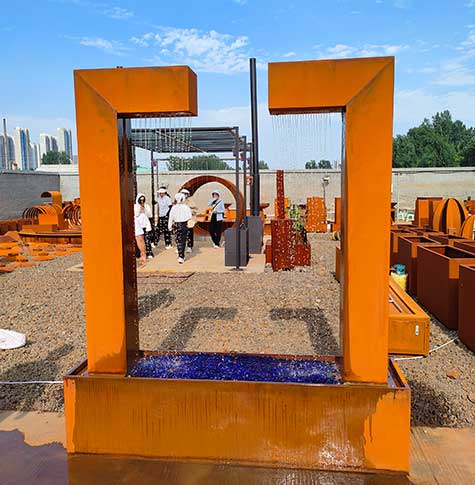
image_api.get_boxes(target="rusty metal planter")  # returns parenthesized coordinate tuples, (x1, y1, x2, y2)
(295, 242, 311, 266)
(459, 265, 475, 353)
(389, 277, 430, 356)
(397, 236, 441, 296)
(454, 240, 475, 254)
(417, 246, 475, 329)
(64, 352, 410, 474)
(429, 234, 471, 247)
(390, 230, 415, 267)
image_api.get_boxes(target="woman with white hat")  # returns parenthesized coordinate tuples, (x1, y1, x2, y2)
(156, 187, 172, 249)
(208, 190, 225, 248)
(168, 193, 192, 264)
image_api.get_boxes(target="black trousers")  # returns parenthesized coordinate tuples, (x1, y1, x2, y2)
(157, 216, 172, 246)
(144, 229, 154, 257)
(175, 222, 188, 259)
(209, 213, 223, 246)
(186, 226, 194, 248)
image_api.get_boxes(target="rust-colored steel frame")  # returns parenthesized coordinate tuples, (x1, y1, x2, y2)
(74, 66, 197, 375)
(270, 57, 394, 384)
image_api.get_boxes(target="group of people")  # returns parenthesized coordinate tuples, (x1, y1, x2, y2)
(134, 187, 225, 264)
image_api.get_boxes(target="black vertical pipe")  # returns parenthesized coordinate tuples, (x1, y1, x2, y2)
(250, 58, 260, 217)
(150, 150, 156, 222)
(234, 127, 241, 271)
(242, 136, 248, 229)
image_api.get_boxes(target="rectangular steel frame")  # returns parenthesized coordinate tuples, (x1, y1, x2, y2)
(65, 60, 410, 475)
(269, 57, 410, 473)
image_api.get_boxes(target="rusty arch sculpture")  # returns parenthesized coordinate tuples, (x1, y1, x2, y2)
(432, 198, 469, 235)
(179, 175, 244, 231)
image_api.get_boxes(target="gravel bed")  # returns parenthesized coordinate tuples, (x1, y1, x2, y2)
(1, 234, 474, 427)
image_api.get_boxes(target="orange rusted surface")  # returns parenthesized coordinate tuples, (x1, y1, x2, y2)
(464, 198, 475, 215)
(454, 239, 475, 254)
(460, 214, 475, 239)
(397, 235, 442, 296)
(413, 197, 442, 228)
(41, 191, 63, 207)
(417, 245, 475, 329)
(390, 229, 415, 267)
(305, 197, 327, 233)
(458, 264, 475, 352)
(74, 66, 197, 375)
(430, 234, 471, 247)
(389, 277, 430, 356)
(432, 198, 469, 235)
(330, 197, 341, 232)
(64, 356, 410, 474)
(270, 57, 395, 384)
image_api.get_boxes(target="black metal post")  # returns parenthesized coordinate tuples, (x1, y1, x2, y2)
(150, 150, 156, 222)
(241, 136, 248, 229)
(250, 58, 260, 217)
(234, 127, 241, 271)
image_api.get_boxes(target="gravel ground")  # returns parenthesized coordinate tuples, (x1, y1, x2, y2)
(1, 234, 474, 427)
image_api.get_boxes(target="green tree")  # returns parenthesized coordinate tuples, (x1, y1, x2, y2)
(166, 154, 232, 171)
(305, 160, 317, 169)
(392, 111, 473, 168)
(318, 160, 332, 169)
(461, 139, 475, 167)
(258, 160, 269, 169)
(41, 151, 71, 165)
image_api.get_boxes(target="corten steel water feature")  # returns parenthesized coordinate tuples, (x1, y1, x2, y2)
(397, 235, 442, 296)
(413, 197, 442, 228)
(459, 264, 475, 352)
(269, 57, 410, 473)
(432, 198, 469, 235)
(64, 60, 409, 475)
(417, 245, 475, 329)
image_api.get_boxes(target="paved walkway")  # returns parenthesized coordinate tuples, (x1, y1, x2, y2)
(138, 243, 265, 274)
(1, 411, 474, 484)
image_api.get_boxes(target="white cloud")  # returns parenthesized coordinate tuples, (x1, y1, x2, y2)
(52, 0, 134, 20)
(318, 43, 408, 59)
(282, 51, 296, 58)
(76, 36, 129, 55)
(131, 27, 259, 73)
(233, 0, 247, 4)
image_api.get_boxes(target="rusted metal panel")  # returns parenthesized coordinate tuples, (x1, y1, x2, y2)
(432, 198, 469, 235)
(397, 236, 442, 296)
(305, 197, 327, 233)
(64, 356, 410, 474)
(430, 234, 471, 247)
(271, 219, 295, 271)
(454, 240, 475, 254)
(417, 245, 475, 329)
(413, 197, 442, 228)
(389, 277, 430, 356)
(294, 243, 311, 266)
(459, 264, 475, 352)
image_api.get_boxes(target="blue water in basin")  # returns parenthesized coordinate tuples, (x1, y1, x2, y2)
(129, 352, 342, 385)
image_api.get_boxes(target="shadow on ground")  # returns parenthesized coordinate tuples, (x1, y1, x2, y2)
(138, 289, 175, 319)
(159, 307, 238, 351)
(0, 344, 73, 415)
(270, 307, 339, 355)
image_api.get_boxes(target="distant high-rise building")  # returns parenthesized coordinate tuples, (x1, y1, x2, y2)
(14, 127, 31, 170)
(57, 128, 73, 160)
(39, 133, 52, 162)
(0, 134, 15, 169)
(30, 142, 40, 170)
(50, 136, 58, 152)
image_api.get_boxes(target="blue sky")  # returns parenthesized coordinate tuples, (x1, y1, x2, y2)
(1, 0, 475, 166)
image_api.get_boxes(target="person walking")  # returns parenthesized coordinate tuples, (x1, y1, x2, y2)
(180, 188, 197, 254)
(208, 190, 225, 248)
(168, 193, 192, 264)
(134, 193, 154, 259)
(156, 188, 172, 249)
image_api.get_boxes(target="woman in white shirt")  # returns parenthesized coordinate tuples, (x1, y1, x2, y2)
(134, 193, 154, 260)
(168, 193, 192, 264)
